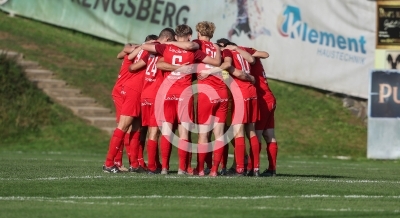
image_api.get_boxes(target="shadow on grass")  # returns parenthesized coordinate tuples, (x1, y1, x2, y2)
(278, 174, 348, 179)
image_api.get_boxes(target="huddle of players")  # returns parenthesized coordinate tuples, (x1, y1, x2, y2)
(103, 21, 278, 177)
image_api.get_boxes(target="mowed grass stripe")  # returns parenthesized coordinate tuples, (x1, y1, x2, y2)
(1, 175, 400, 184)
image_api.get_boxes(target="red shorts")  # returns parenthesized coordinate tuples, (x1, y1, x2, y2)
(141, 98, 159, 127)
(255, 97, 276, 130)
(160, 94, 194, 124)
(120, 86, 141, 117)
(231, 97, 258, 125)
(197, 89, 229, 125)
(111, 93, 124, 123)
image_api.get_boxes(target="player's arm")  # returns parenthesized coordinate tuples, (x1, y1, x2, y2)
(225, 45, 255, 64)
(127, 46, 142, 60)
(117, 43, 138, 59)
(252, 50, 269, 59)
(228, 67, 255, 84)
(141, 43, 158, 53)
(129, 59, 147, 72)
(156, 58, 193, 74)
(156, 58, 181, 71)
(164, 41, 200, 50)
(199, 45, 222, 67)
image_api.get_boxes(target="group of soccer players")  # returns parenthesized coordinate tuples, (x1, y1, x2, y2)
(103, 21, 278, 177)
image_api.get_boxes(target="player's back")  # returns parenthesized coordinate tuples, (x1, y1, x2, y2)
(162, 44, 196, 95)
(194, 39, 225, 91)
(229, 49, 256, 98)
(123, 49, 148, 92)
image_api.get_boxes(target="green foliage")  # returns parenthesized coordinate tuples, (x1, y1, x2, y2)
(0, 56, 61, 136)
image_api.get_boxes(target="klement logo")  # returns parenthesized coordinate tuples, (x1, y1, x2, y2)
(277, 5, 368, 64)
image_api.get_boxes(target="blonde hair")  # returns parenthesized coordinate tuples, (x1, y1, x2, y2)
(196, 21, 216, 38)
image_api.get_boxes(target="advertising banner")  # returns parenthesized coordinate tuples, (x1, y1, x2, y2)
(368, 70, 400, 159)
(0, 0, 376, 98)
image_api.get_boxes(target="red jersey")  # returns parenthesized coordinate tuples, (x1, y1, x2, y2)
(193, 39, 225, 91)
(141, 53, 164, 99)
(112, 55, 133, 96)
(123, 49, 147, 92)
(241, 47, 275, 100)
(155, 44, 207, 95)
(223, 49, 256, 98)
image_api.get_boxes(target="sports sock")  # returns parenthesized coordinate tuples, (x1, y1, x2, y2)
(250, 136, 260, 171)
(128, 130, 140, 168)
(161, 135, 171, 170)
(146, 139, 158, 172)
(178, 139, 189, 171)
(234, 137, 245, 173)
(124, 132, 131, 164)
(221, 142, 229, 169)
(105, 128, 126, 167)
(156, 144, 162, 169)
(211, 140, 224, 172)
(138, 138, 146, 167)
(267, 142, 278, 170)
(197, 143, 208, 173)
(114, 141, 124, 167)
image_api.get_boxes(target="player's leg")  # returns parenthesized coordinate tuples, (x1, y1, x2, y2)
(103, 114, 133, 173)
(260, 100, 278, 177)
(232, 123, 245, 175)
(210, 122, 225, 176)
(160, 121, 174, 174)
(146, 126, 160, 174)
(245, 123, 260, 176)
(138, 126, 148, 169)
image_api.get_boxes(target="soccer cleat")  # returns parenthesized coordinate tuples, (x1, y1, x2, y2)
(186, 167, 194, 175)
(208, 171, 218, 177)
(253, 170, 260, 177)
(226, 167, 237, 176)
(147, 170, 159, 175)
(128, 166, 147, 173)
(103, 165, 120, 173)
(204, 167, 211, 175)
(160, 168, 169, 175)
(260, 169, 276, 177)
(118, 165, 129, 172)
(177, 169, 187, 175)
(219, 168, 227, 176)
(245, 170, 254, 177)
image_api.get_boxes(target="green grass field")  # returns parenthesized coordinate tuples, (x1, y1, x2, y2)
(0, 151, 399, 218)
(0, 10, 398, 218)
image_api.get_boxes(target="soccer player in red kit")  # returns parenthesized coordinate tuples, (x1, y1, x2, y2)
(216, 38, 261, 176)
(112, 43, 138, 172)
(112, 35, 158, 172)
(128, 28, 176, 174)
(141, 24, 221, 175)
(163, 21, 225, 176)
(103, 38, 152, 173)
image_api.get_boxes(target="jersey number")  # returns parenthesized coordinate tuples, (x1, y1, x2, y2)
(236, 54, 250, 74)
(145, 55, 158, 76)
(171, 55, 183, 76)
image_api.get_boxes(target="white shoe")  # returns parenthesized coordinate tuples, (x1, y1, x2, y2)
(177, 169, 187, 175)
(161, 168, 168, 175)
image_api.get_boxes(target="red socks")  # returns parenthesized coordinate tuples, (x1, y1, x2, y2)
(234, 137, 245, 173)
(250, 136, 260, 170)
(178, 139, 189, 171)
(128, 130, 140, 168)
(211, 140, 224, 172)
(267, 142, 278, 170)
(105, 128, 126, 167)
(114, 142, 124, 167)
(161, 135, 171, 170)
(197, 143, 208, 172)
(147, 139, 158, 172)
